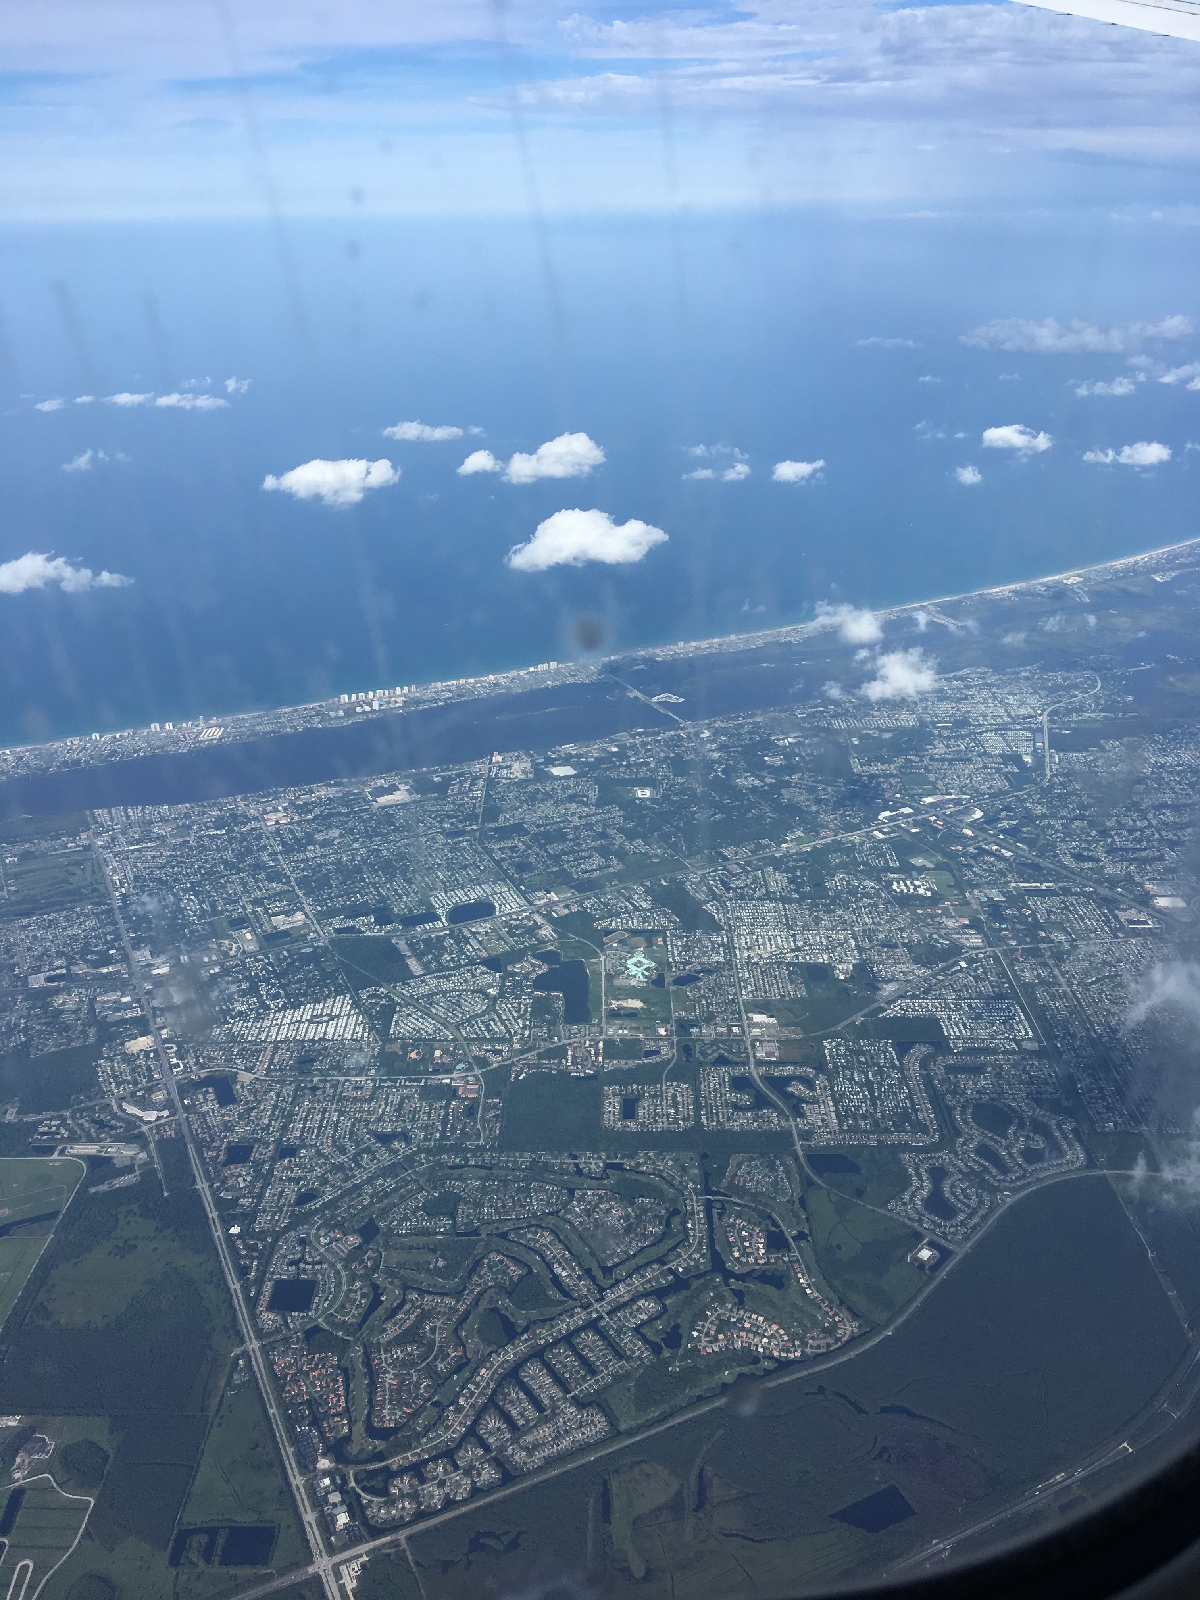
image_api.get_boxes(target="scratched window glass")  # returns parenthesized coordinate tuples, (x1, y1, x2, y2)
(0, 1, 1199, 1596)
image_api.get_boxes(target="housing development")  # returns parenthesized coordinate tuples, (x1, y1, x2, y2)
(0, 540, 1198, 1593)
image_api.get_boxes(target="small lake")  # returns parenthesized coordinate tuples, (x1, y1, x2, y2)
(532, 959, 590, 1024)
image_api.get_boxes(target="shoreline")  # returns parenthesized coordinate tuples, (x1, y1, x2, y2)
(1, 531, 1194, 783)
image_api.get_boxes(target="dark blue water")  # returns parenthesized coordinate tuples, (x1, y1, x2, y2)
(532, 959, 590, 1024)
(1, 211, 1197, 748)
(830, 1485, 916, 1533)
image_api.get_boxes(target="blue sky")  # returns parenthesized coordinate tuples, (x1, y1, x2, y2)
(1, 0, 1199, 219)
(1, 4, 1200, 744)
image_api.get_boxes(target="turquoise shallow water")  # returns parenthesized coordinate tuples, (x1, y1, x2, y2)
(0, 211, 1196, 746)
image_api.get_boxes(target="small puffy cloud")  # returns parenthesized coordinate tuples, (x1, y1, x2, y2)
(0, 552, 131, 595)
(1002, 630, 1027, 646)
(962, 316, 1193, 355)
(505, 432, 604, 485)
(861, 648, 937, 701)
(1075, 377, 1138, 397)
(63, 449, 97, 472)
(34, 398, 64, 412)
(823, 681, 845, 700)
(854, 336, 918, 348)
(383, 420, 464, 442)
(685, 447, 752, 482)
(1085, 440, 1171, 467)
(1160, 363, 1200, 388)
(75, 395, 94, 405)
(458, 449, 501, 476)
(106, 392, 153, 407)
(773, 459, 824, 483)
(955, 465, 982, 485)
(982, 424, 1052, 453)
(918, 375, 941, 384)
(506, 508, 666, 571)
(225, 376, 251, 395)
(815, 602, 883, 645)
(262, 458, 399, 507)
(155, 392, 229, 410)
(1128, 961, 1200, 1028)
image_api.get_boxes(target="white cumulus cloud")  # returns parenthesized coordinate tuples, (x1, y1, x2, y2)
(1084, 441, 1171, 466)
(34, 398, 64, 412)
(225, 376, 251, 394)
(155, 392, 229, 410)
(773, 459, 824, 483)
(63, 449, 97, 472)
(0, 552, 131, 595)
(458, 449, 501, 476)
(262, 458, 399, 507)
(722, 462, 751, 482)
(383, 420, 464, 442)
(815, 602, 883, 644)
(982, 424, 1052, 453)
(955, 465, 982, 485)
(1160, 363, 1200, 389)
(1128, 961, 1200, 1028)
(683, 467, 716, 481)
(861, 648, 938, 701)
(506, 508, 666, 571)
(1075, 377, 1138, 397)
(504, 432, 605, 484)
(962, 315, 1193, 354)
(75, 395, 95, 405)
(106, 392, 153, 407)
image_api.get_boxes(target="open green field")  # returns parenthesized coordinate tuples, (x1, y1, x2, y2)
(404, 1175, 1188, 1600)
(0, 1141, 287, 1600)
(766, 965, 878, 1034)
(0, 851, 106, 919)
(167, 1378, 311, 1600)
(0, 1477, 92, 1597)
(500, 1073, 603, 1152)
(804, 1184, 925, 1325)
(808, 1148, 913, 1210)
(0, 1158, 83, 1332)
(0, 1046, 102, 1117)
(330, 935, 410, 986)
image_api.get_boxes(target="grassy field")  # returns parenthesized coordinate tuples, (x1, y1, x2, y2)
(0, 1141, 248, 1600)
(500, 1074, 603, 1152)
(0, 1158, 84, 1332)
(0, 851, 106, 919)
(168, 1377, 311, 1600)
(0, 1046, 102, 1117)
(330, 936, 411, 986)
(0, 1476, 93, 1597)
(809, 1148, 913, 1210)
(804, 1185, 926, 1325)
(405, 1175, 1184, 1600)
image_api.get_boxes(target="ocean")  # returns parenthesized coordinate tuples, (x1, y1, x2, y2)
(1, 208, 1197, 749)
